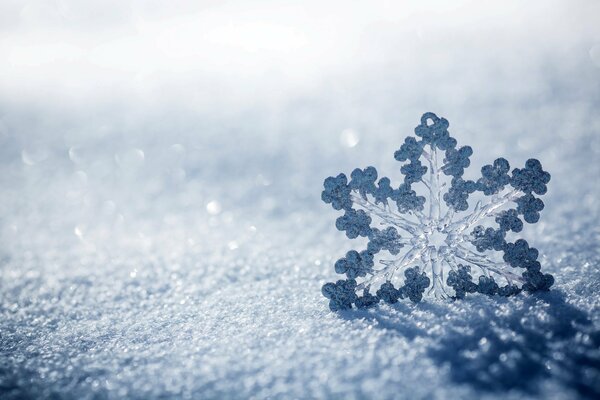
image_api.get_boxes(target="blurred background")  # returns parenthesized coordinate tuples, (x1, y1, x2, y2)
(1, 0, 599, 253)
(1, 1, 599, 399)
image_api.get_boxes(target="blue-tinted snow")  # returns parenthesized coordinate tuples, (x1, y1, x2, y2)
(1, 1, 599, 399)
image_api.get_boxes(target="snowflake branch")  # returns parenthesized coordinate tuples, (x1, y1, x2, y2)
(440, 208, 455, 229)
(425, 146, 442, 222)
(443, 257, 459, 272)
(454, 246, 524, 284)
(351, 193, 422, 236)
(425, 248, 450, 299)
(414, 210, 429, 226)
(356, 245, 426, 291)
(449, 188, 523, 234)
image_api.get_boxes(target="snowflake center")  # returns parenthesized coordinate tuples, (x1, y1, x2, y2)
(424, 225, 449, 250)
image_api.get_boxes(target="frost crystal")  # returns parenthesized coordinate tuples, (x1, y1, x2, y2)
(321, 112, 554, 311)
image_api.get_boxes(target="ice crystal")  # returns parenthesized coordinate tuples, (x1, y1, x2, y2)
(321, 112, 554, 311)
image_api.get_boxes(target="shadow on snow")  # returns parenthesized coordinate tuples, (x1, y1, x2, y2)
(339, 290, 600, 398)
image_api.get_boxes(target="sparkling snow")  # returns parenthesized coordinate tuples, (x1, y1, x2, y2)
(1, 1, 599, 399)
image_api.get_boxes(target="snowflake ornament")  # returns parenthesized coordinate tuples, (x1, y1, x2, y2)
(321, 112, 553, 311)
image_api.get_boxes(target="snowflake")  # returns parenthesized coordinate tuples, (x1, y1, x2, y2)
(321, 112, 554, 311)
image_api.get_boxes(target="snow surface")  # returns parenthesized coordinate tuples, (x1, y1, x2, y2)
(1, 1, 600, 399)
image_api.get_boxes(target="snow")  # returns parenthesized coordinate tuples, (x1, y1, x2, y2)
(1, 1, 600, 399)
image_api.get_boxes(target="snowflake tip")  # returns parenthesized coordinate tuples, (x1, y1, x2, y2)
(510, 158, 551, 195)
(415, 112, 455, 150)
(415, 112, 456, 150)
(477, 157, 511, 195)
